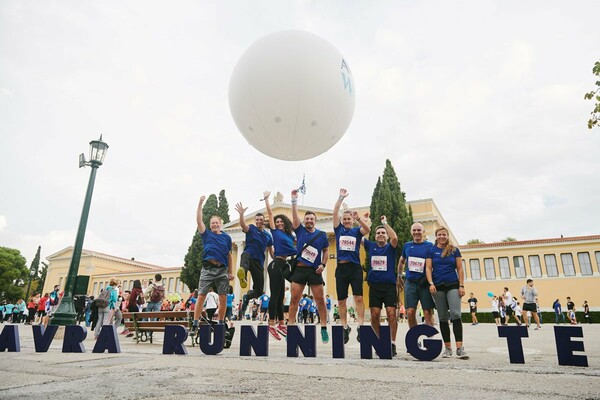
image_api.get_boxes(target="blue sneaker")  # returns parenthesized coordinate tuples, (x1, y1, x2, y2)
(321, 327, 329, 344)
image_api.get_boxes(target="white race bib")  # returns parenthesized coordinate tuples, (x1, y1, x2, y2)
(407, 257, 425, 273)
(339, 236, 357, 251)
(301, 245, 318, 264)
(371, 256, 387, 271)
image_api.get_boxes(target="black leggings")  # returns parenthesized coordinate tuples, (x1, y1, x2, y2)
(439, 318, 463, 343)
(241, 252, 264, 299)
(268, 259, 286, 322)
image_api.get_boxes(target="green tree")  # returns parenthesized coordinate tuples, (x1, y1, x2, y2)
(467, 239, 485, 244)
(25, 245, 41, 299)
(501, 236, 517, 242)
(37, 261, 49, 292)
(181, 231, 204, 291)
(0, 246, 28, 301)
(584, 60, 600, 129)
(218, 189, 231, 224)
(369, 159, 414, 257)
(202, 194, 219, 226)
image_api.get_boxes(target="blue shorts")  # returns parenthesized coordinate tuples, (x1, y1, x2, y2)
(404, 279, 435, 310)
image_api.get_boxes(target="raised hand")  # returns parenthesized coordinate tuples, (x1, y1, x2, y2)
(235, 202, 247, 215)
(263, 191, 271, 199)
(339, 188, 349, 198)
(381, 215, 387, 225)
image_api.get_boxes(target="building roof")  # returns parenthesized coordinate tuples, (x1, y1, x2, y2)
(46, 247, 168, 270)
(461, 235, 600, 249)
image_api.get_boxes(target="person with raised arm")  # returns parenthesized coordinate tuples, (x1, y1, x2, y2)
(288, 189, 330, 343)
(332, 188, 370, 343)
(190, 195, 234, 334)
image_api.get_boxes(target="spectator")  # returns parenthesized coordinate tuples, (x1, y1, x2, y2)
(94, 279, 118, 339)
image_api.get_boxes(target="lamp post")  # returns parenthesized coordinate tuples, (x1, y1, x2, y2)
(50, 135, 109, 326)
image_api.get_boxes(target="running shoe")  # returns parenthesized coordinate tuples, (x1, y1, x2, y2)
(120, 329, 130, 335)
(276, 325, 288, 337)
(456, 346, 469, 360)
(442, 347, 453, 358)
(237, 267, 247, 288)
(189, 325, 198, 336)
(321, 327, 329, 344)
(392, 343, 397, 356)
(343, 326, 351, 344)
(268, 325, 282, 341)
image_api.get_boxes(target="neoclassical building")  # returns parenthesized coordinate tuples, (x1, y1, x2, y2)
(43, 197, 600, 312)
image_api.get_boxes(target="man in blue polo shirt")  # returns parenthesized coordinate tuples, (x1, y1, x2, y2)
(289, 189, 330, 343)
(364, 216, 399, 356)
(333, 188, 370, 343)
(398, 223, 435, 329)
(191, 195, 234, 333)
(235, 203, 274, 303)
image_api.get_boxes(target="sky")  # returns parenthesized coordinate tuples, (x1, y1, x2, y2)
(1, 1, 599, 268)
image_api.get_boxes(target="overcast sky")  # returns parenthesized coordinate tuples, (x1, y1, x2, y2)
(1, 1, 599, 268)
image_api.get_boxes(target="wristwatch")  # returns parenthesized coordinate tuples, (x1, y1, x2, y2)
(429, 282, 434, 285)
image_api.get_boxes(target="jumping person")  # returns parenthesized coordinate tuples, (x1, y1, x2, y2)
(264, 191, 296, 339)
(288, 189, 330, 343)
(235, 202, 274, 302)
(332, 188, 370, 343)
(398, 223, 435, 329)
(363, 216, 399, 356)
(426, 226, 468, 359)
(190, 195, 234, 334)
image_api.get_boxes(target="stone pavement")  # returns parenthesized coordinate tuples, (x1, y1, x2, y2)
(1, 321, 599, 400)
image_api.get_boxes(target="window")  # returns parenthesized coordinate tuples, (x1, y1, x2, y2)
(578, 252, 593, 276)
(461, 260, 467, 282)
(176, 277, 182, 293)
(529, 255, 542, 278)
(469, 259, 481, 280)
(183, 283, 190, 293)
(544, 255, 558, 277)
(499, 257, 511, 279)
(484, 258, 496, 280)
(122, 280, 128, 290)
(168, 277, 174, 292)
(513, 256, 526, 278)
(59, 276, 64, 288)
(596, 252, 600, 273)
(92, 282, 98, 295)
(561, 253, 576, 276)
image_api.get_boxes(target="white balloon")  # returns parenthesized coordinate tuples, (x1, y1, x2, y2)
(228, 30, 355, 161)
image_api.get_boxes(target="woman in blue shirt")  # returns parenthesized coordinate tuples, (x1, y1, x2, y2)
(94, 278, 119, 339)
(425, 226, 468, 359)
(264, 191, 296, 340)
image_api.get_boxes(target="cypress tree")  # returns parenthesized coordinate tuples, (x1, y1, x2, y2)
(217, 189, 231, 224)
(369, 159, 414, 255)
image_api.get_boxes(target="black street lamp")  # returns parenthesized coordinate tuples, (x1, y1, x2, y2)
(50, 135, 109, 326)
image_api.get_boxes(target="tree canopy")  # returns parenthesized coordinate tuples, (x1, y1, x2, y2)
(368, 159, 414, 259)
(0, 246, 28, 301)
(584, 60, 600, 129)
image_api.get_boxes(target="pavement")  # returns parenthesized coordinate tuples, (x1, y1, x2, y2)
(1, 321, 599, 400)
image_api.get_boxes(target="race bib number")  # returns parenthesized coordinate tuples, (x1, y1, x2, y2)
(339, 236, 356, 251)
(301, 245, 318, 264)
(407, 257, 425, 273)
(371, 256, 387, 271)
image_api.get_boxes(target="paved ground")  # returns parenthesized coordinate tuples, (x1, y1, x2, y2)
(1, 321, 599, 400)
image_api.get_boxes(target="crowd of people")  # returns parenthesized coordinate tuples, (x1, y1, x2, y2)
(2, 189, 593, 357)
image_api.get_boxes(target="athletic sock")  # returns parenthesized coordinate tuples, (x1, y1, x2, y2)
(192, 320, 198, 327)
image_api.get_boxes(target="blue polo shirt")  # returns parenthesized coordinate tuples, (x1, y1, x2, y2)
(401, 241, 434, 281)
(271, 228, 296, 257)
(295, 225, 328, 268)
(243, 224, 273, 265)
(334, 225, 363, 264)
(427, 245, 462, 285)
(201, 229, 232, 266)
(226, 293, 234, 308)
(364, 240, 397, 284)
(259, 294, 270, 309)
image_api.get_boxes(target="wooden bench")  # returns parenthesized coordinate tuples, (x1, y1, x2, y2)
(122, 311, 194, 345)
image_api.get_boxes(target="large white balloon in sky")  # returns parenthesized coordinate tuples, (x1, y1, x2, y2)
(228, 30, 355, 161)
